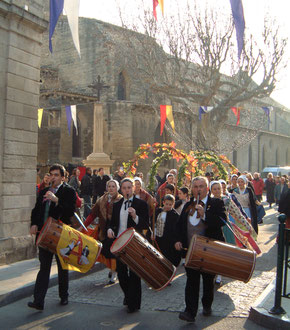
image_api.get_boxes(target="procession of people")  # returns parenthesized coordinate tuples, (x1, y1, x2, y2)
(28, 164, 289, 322)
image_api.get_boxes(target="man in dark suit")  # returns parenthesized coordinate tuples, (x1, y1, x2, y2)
(92, 167, 111, 204)
(107, 178, 149, 313)
(175, 176, 226, 322)
(28, 164, 76, 311)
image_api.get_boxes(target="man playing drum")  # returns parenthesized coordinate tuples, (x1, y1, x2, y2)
(28, 164, 76, 311)
(107, 178, 149, 313)
(175, 176, 227, 322)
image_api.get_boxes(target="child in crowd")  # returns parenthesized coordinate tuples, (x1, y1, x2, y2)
(175, 187, 190, 215)
(154, 194, 181, 267)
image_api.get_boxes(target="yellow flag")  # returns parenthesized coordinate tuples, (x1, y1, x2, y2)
(166, 105, 175, 132)
(38, 108, 43, 128)
(158, 0, 164, 14)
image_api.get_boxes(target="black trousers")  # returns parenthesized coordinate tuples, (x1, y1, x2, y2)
(116, 259, 141, 310)
(34, 247, 68, 306)
(184, 267, 215, 317)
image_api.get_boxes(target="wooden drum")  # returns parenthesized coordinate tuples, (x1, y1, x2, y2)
(36, 217, 63, 254)
(185, 235, 256, 283)
(110, 228, 176, 291)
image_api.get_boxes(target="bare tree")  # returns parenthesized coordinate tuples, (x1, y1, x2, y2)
(116, 1, 287, 153)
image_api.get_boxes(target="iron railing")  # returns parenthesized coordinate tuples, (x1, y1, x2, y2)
(269, 214, 290, 315)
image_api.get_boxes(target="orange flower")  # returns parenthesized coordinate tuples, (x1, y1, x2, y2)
(169, 141, 177, 149)
(139, 152, 149, 159)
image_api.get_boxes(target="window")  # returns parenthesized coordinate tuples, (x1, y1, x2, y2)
(117, 72, 126, 100)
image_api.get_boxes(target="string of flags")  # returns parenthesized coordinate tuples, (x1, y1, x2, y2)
(159, 104, 271, 135)
(37, 105, 78, 134)
(48, 0, 245, 60)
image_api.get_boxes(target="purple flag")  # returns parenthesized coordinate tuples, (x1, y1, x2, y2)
(65, 105, 72, 135)
(262, 106, 270, 124)
(230, 0, 245, 59)
(49, 0, 64, 53)
(199, 106, 214, 120)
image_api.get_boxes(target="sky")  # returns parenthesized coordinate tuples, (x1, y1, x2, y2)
(79, 0, 290, 109)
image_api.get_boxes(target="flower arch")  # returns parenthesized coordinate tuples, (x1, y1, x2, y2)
(123, 142, 238, 192)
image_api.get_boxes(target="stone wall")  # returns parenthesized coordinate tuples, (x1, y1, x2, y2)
(0, 0, 47, 264)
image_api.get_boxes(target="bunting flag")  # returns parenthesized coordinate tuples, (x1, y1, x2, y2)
(153, 0, 164, 21)
(65, 105, 72, 135)
(49, 0, 80, 56)
(230, 0, 245, 59)
(262, 106, 271, 124)
(231, 107, 241, 126)
(198, 106, 214, 121)
(38, 108, 43, 128)
(49, 0, 64, 53)
(64, 0, 81, 57)
(160, 105, 175, 135)
(71, 105, 78, 135)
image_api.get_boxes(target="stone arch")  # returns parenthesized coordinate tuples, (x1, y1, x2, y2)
(248, 144, 252, 171)
(72, 118, 81, 158)
(117, 71, 128, 100)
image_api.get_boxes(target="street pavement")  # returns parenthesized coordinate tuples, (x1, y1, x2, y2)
(0, 202, 289, 329)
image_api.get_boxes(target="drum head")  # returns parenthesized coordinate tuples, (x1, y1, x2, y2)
(36, 217, 53, 246)
(110, 228, 135, 253)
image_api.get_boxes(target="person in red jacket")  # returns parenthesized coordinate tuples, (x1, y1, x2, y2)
(252, 172, 264, 202)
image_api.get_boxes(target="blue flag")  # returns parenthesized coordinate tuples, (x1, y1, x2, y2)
(199, 106, 214, 120)
(49, 0, 64, 53)
(230, 0, 245, 59)
(65, 105, 72, 135)
(262, 106, 270, 124)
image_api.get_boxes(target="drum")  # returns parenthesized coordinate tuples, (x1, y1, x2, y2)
(36, 217, 102, 273)
(185, 235, 256, 283)
(110, 228, 176, 291)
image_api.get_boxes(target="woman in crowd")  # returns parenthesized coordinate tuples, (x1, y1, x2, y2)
(133, 177, 155, 216)
(37, 173, 50, 195)
(228, 174, 238, 193)
(233, 176, 258, 234)
(83, 179, 122, 284)
(175, 187, 190, 215)
(69, 168, 81, 195)
(265, 173, 276, 208)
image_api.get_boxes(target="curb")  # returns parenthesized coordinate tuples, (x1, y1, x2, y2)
(248, 279, 290, 329)
(0, 262, 105, 308)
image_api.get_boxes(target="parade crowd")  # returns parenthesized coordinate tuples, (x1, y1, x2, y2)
(30, 164, 290, 323)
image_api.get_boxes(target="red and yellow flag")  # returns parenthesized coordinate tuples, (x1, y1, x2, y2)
(153, 0, 164, 20)
(160, 105, 175, 135)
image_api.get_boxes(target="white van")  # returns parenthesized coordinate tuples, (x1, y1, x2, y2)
(261, 166, 290, 179)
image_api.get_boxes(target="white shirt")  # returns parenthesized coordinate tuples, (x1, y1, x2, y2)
(188, 195, 208, 226)
(117, 197, 139, 237)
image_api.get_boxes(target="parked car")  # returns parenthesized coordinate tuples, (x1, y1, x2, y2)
(261, 166, 290, 180)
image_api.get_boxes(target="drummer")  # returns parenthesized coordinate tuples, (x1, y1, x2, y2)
(107, 178, 150, 313)
(175, 176, 226, 322)
(28, 164, 76, 311)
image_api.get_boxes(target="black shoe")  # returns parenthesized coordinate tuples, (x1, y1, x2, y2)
(27, 301, 44, 311)
(123, 298, 128, 306)
(179, 311, 195, 322)
(203, 308, 212, 316)
(108, 280, 115, 284)
(127, 307, 138, 313)
(60, 298, 68, 306)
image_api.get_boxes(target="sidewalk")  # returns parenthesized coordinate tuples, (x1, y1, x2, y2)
(249, 274, 290, 329)
(0, 257, 104, 308)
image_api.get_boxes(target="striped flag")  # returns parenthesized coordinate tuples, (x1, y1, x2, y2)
(153, 0, 164, 20)
(231, 107, 241, 126)
(160, 105, 175, 135)
(199, 106, 214, 121)
(65, 105, 72, 135)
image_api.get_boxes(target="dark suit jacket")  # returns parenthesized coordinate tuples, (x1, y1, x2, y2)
(109, 196, 150, 236)
(278, 189, 290, 217)
(31, 183, 76, 231)
(175, 195, 226, 256)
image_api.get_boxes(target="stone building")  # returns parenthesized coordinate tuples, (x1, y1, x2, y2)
(0, 0, 46, 263)
(38, 15, 290, 176)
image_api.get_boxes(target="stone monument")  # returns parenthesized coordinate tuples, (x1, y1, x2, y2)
(83, 103, 114, 173)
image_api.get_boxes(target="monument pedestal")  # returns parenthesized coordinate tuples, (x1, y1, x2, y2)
(83, 152, 114, 174)
(83, 103, 114, 174)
